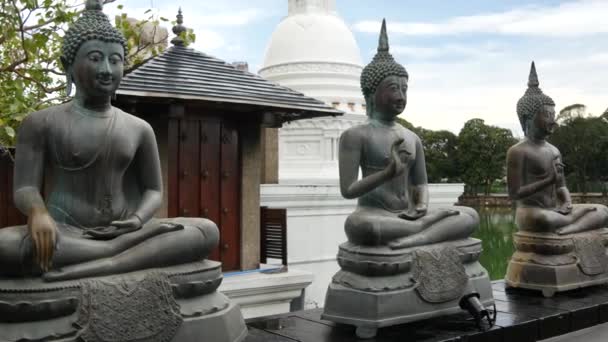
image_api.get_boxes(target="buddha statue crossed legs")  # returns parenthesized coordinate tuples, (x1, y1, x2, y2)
(505, 62, 608, 297)
(0, 2, 246, 341)
(322, 20, 493, 339)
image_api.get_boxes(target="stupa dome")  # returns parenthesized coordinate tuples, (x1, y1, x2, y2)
(262, 0, 362, 67)
(259, 0, 364, 115)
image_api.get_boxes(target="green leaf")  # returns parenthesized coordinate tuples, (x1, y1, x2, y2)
(4, 126, 15, 139)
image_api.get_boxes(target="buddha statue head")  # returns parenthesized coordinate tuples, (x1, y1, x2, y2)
(360, 19, 409, 120)
(60, 0, 128, 97)
(516, 61, 556, 138)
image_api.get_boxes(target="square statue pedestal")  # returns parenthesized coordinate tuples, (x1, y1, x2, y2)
(321, 238, 494, 339)
(505, 229, 608, 297)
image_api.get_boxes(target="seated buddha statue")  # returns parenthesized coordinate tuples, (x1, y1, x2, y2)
(322, 20, 493, 339)
(508, 62, 608, 235)
(0, 0, 218, 282)
(504, 62, 608, 296)
(339, 26, 478, 250)
(0, 4, 247, 341)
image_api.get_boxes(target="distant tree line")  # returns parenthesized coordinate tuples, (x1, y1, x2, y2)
(550, 105, 608, 194)
(398, 104, 608, 195)
(397, 117, 516, 195)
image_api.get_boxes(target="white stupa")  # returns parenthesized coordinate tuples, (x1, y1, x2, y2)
(259, 0, 366, 183)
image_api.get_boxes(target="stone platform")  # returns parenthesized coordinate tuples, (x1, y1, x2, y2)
(506, 229, 608, 297)
(321, 238, 493, 337)
(244, 280, 608, 342)
(0, 260, 247, 342)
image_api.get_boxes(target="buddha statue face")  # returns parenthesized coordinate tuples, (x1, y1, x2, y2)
(372, 75, 408, 120)
(530, 104, 557, 137)
(69, 40, 124, 98)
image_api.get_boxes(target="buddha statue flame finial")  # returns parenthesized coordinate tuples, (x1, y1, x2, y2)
(85, 0, 103, 11)
(378, 18, 389, 53)
(516, 61, 555, 135)
(528, 61, 539, 88)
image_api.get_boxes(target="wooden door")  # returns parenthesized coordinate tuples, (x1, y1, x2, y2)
(200, 118, 221, 262)
(219, 122, 240, 270)
(0, 151, 26, 228)
(169, 117, 241, 271)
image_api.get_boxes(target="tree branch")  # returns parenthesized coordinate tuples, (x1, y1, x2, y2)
(24, 0, 116, 31)
(14, 70, 65, 93)
(16, 67, 66, 76)
(2, 0, 29, 72)
(22, 16, 55, 31)
(33, 95, 67, 109)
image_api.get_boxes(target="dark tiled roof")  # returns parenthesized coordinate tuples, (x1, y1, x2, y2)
(117, 46, 343, 119)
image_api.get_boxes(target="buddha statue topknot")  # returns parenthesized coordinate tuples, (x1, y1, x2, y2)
(504, 62, 608, 297)
(0, 2, 246, 341)
(321, 19, 494, 339)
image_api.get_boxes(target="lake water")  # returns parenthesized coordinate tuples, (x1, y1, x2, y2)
(471, 207, 517, 280)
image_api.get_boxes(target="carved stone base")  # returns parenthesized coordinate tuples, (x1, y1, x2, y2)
(322, 239, 493, 338)
(505, 229, 608, 297)
(0, 260, 247, 342)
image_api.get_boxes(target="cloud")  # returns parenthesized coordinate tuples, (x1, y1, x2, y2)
(391, 42, 504, 59)
(105, 2, 269, 54)
(189, 29, 226, 51)
(354, 0, 608, 37)
(185, 9, 265, 27)
(392, 44, 608, 135)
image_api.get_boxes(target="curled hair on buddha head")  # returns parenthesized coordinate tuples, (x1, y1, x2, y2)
(61, 0, 128, 95)
(360, 19, 409, 116)
(516, 61, 556, 136)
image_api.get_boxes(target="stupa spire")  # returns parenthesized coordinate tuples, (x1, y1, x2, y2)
(288, 0, 336, 16)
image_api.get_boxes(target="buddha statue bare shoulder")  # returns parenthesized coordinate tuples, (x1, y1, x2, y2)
(0, 1, 219, 282)
(339, 22, 478, 249)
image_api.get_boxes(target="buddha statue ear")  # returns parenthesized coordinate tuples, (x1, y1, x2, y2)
(365, 94, 374, 116)
(61, 56, 73, 97)
(524, 114, 534, 136)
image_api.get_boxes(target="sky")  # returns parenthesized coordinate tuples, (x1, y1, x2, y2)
(104, 0, 608, 136)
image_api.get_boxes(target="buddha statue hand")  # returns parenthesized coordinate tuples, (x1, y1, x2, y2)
(550, 157, 564, 183)
(28, 207, 58, 272)
(554, 203, 573, 215)
(399, 206, 428, 221)
(386, 138, 406, 178)
(84, 215, 144, 240)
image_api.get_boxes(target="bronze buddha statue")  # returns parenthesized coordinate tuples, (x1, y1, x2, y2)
(505, 62, 608, 297)
(0, 0, 218, 282)
(0, 2, 246, 340)
(322, 20, 493, 338)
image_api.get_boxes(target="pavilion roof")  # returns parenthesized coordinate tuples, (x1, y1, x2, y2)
(116, 44, 343, 122)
